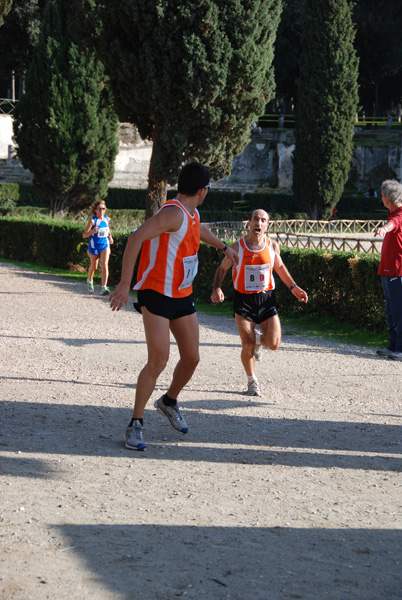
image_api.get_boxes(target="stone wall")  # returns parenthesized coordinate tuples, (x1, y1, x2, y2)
(1, 115, 401, 190)
(224, 128, 402, 190)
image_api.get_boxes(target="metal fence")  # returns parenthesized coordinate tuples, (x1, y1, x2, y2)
(0, 99, 17, 115)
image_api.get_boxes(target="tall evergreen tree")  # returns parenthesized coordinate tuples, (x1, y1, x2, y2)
(0, 0, 46, 81)
(0, 0, 12, 26)
(71, 0, 282, 217)
(13, 0, 119, 216)
(292, 0, 359, 219)
(353, 0, 402, 116)
(273, 0, 305, 112)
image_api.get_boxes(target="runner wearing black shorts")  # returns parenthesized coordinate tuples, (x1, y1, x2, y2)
(109, 162, 239, 451)
(212, 209, 308, 397)
(233, 289, 277, 324)
(134, 289, 196, 320)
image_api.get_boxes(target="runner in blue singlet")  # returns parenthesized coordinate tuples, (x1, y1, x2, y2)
(82, 201, 113, 296)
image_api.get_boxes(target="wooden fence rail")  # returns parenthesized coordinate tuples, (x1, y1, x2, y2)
(205, 219, 386, 254)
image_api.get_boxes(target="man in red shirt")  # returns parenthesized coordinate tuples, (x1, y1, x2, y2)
(375, 179, 402, 360)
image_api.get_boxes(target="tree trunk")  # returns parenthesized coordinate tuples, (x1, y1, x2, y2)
(51, 192, 72, 218)
(146, 125, 168, 220)
(309, 202, 319, 220)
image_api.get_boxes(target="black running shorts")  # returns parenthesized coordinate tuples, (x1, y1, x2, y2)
(234, 290, 278, 324)
(134, 289, 196, 320)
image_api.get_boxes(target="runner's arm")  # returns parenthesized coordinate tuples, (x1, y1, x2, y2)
(272, 241, 308, 303)
(211, 242, 239, 303)
(82, 218, 96, 239)
(109, 207, 183, 311)
(200, 224, 239, 266)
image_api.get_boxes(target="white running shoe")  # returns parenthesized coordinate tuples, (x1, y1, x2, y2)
(246, 378, 261, 396)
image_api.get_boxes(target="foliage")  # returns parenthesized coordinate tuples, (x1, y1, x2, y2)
(0, 0, 12, 27)
(0, 182, 19, 204)
(292, 0, 359, 220)
(272, 0, 305, 111)
(0, 0, 45, 80)
(272, 0, 402, 118)
(105, 188, 147, 210)
(0, 215, 386, 332)
(196, 244, 385, 332)
(12, 0, 119, 216)
(0, 215, 83, 267)
(70, 0, 282, 216)
(1, 181, 388, 221)
(353, 0, 402, 116)
(277, 248, 385, 330)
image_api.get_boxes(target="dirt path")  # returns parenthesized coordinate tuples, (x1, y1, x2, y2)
(1, 261, 401, 600)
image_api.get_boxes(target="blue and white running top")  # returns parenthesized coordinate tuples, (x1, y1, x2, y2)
(88, 216, 110, 256)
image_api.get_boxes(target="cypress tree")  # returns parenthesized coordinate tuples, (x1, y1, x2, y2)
(0, 0, 46, 81)
(0, 0, 12, 26)
(71, 0, 282, 217)
(13, 0, 119, 216)
(292, 0, 359, 219)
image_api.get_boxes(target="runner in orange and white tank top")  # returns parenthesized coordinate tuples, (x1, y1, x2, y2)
(211, 209, 308, 398)
(134, 199, 200, 298)
(232, 236, 276, 294)
(109, 162, 239, 451)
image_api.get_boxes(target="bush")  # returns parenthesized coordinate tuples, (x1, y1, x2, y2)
(195, 245, 385, 333)
(105, 188, 148, 209)
(0, 183, 20, 205)
(0, 215, 387, 333)
(18, 183, 48, 207)
(1, 183, 388, 221)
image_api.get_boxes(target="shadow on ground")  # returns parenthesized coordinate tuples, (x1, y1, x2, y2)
(55, 523, 402, 600)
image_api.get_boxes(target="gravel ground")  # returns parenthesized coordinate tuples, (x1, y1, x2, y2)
(0, 261, 401, 600)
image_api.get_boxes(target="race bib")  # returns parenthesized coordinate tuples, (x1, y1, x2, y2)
(179, 254, 199, 290)
(97, 227, 109, 238)
(244, 264, 271, 291)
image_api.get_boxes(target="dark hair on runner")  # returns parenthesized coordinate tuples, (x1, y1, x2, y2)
(178, 162, 210, 195)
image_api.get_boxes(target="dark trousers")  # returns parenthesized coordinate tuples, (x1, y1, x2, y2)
(382, 275, 402, 352)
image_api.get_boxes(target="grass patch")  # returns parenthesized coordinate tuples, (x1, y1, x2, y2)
(195, 298, 388, 348)
(278, 312, 387, 348)
(0, 257, 97, 283)
(1, 258, 388, 348)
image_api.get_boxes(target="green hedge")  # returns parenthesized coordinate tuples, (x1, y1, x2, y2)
(276, 248, 385, 330)
(0, 215, 386, 333)
(0, 182, 48, 207)
(195, 245, 385, 331)
(0, 182, 389, 221)
(0, 216, 129, 277)
(105, 188, 147, 209)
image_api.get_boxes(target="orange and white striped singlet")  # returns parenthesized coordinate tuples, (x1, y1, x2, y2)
(134, 199, 200, 298)
(232, 236, 276, 294)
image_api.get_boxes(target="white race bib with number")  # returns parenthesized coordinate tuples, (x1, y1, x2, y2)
(97, 227, 109, 238)
(179, 254, 199, 290)
(244, 263, 270, 291)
